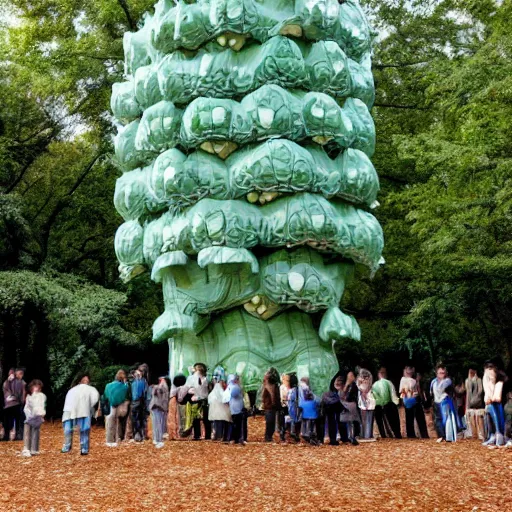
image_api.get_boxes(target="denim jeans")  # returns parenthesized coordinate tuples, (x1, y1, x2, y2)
(62, 417, 91, 453)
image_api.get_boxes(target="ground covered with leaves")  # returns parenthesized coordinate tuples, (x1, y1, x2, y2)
(0, 417, 511, 512)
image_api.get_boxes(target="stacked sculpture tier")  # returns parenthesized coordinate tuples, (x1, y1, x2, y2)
(113, 0, 383, 392)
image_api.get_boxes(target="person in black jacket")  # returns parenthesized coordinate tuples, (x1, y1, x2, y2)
(337, 371, 360, 445)
(321, 372, 345, 445)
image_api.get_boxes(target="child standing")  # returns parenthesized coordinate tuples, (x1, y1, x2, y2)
(22, 380, 46, 457)
(298, 377, 319, 445)
(279, 374, 292, 441)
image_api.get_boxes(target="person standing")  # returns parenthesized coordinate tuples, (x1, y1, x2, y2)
(104, 370, 129, 447)
(61, 374, 100, 455)
(22, 379, 46, 457)
(150, 376, 170, 449)
(3, 368, 27, 441)
(482, 362, 505, 447)
(279, 374, 292, 441)
(321, 372, 343, 446)
(208, 367, 231, 442)
(465, 368, 485, 440)
(223, 374, 245, 445)
(356, 368, 376, 442)
(287, 374, 301, 443)
(339, 371, 359, 445)
(262, 368, 282, 443)
(168, 374, 186, 439)
(186, 363, 211, 440)
(2, 368, 15, 441)
(504, 381, 512, 448)
(298, 377, 319, 445)
(372, 367, 402, 439)
(430, 365, 459, 443)
(400, 366, 429, 439)
(130, 368, 148, 442)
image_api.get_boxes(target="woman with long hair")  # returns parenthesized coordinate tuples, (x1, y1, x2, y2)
(482, 361, 506, 447)
(430, 365, 459, 443)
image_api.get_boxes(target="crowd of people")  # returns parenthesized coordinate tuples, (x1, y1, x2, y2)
(1, 360, 511, 456)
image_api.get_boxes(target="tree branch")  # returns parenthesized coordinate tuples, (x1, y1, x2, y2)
(117, 0, 137, 31)
(344, 309, 411, 319)
(379, 174, 410, 185)
(373, 61, 430, 70)
(71, 52, 124, 62)
(373, 103, 428, 110)
(38, 152, 104, 263)
(64, 248, 103, 272)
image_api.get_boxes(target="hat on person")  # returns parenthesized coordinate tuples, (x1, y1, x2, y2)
(213, 366, 226, 382)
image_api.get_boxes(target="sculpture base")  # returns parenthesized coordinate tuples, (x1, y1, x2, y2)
(167, 308, 338, 393)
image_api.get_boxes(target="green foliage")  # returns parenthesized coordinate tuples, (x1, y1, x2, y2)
(352, 0, 512, 373)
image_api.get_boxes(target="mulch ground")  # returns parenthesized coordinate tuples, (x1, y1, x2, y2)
(0, 416, 511, 512)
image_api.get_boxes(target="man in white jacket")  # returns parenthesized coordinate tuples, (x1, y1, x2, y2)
(61, 374, 100, 455)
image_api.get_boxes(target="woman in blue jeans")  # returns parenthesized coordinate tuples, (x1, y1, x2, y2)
(430, 366, 459, 443)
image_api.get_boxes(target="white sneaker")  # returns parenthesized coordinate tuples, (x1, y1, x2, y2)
(436, 437, 444, 443)
(505, 440, 512, 448)
(106, 442, 118, 448)
(155, 442, 164, 449)
(30, 451, 40, 456)
(482, 434, 496, 446)
(163, 433, 169, 440)
(21, 449, 31, 457)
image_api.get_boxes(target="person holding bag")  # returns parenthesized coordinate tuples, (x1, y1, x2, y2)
(22, 379, 46, 457)
(104, 369, 129, 447)
(400, 365, 429, 439)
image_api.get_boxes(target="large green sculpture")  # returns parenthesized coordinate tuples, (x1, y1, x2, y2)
(112, 0, 383, 392)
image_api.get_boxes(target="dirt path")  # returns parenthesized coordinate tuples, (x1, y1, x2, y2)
(1, 419, 511, 512)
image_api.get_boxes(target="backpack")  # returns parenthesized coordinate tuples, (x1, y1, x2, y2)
(100, 395, 110, 417)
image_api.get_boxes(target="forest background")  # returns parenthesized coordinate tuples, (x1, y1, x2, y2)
(0, 0, 510, 415)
